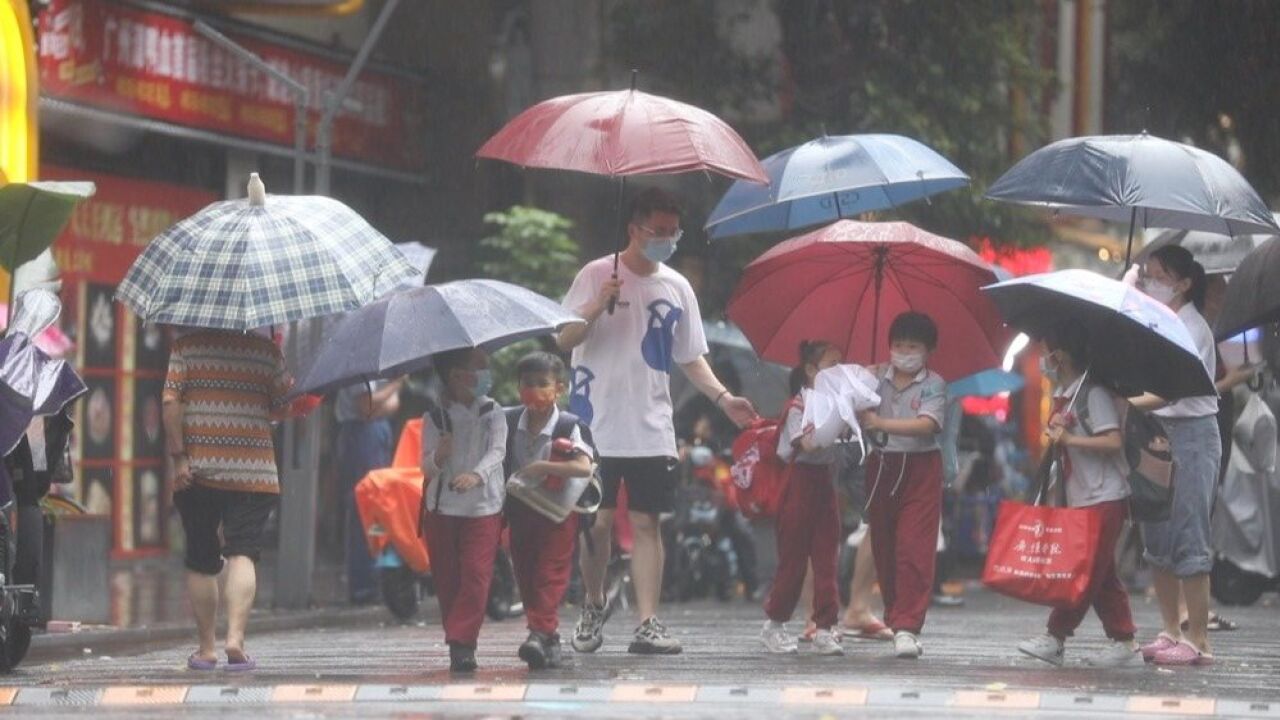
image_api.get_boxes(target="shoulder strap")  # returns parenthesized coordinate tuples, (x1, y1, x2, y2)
(503, 407, 523, 478)
(553, 411, 580, 440)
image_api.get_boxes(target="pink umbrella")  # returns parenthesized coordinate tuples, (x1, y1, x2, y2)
(727, 220, 1011, 381)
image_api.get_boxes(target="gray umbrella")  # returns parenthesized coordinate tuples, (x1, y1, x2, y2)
(986, 133, 1278, 267)
(290, 279, 582, 397)
(1136, 215, 1278, 275)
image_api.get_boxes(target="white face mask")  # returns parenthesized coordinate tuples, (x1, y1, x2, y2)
(890, 350, 925, 375)
(1143, 280, 1177, 305)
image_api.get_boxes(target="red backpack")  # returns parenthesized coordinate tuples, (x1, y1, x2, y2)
(730, 400, 799, 519)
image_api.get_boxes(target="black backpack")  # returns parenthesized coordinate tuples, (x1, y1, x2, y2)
(1072, 379, 1175, 523)
(503, 407, 599, 474)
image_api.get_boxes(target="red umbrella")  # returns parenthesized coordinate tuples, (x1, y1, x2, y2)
(727, 220, 1011, 381)
(477, 75, 767, 312)
(476, 87, 768, 183)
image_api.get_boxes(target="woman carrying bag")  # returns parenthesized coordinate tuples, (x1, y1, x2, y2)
(1008, 321, 1140, 668)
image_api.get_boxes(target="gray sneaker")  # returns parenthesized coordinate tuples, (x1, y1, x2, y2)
(572, 603, 606, 653)
(629, 617, 683, 655)
(1084, 641, 1141, 668)
(761, 621, 798, 654)
(1017, 633, 1065, 666)
(893, 630, 923, 659)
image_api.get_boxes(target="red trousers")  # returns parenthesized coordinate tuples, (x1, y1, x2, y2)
(867, 450, 942, 635)
(764, 462, 841, 629)
(506, 500, 577, 635)
(1048, 499, 1136, 641)
(421, 511, 502, 647)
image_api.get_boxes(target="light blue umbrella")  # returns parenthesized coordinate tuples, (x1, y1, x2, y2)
(947, 369, 1025, 399)
(704, 134, 969, 239)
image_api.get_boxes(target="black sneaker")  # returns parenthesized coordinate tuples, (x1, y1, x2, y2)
(545, 633, 565, 669)
(628, 617, 682, 655)
(449, 642, 478, 673)
(519, 632, 549, 670)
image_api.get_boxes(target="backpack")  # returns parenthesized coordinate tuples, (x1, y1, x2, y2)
(1070, 376, 1174, 523)
(418, 397, 497, 534)
(730, 399, 798, 520)
(502, 407, 602, 521)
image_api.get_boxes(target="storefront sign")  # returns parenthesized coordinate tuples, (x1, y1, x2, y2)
(42, 164, 216, 283)
(37, 0, 426, 171)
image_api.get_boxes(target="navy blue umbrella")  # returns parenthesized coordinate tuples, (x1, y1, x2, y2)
(289, 279, 582, 398)
(705, 134, 969, 239)
(987, 133, 1278, 267)
(983, 269, 1214, 399)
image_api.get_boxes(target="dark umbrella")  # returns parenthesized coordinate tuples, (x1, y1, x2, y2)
(983, 269, 1215, 399)
(290, 279, 582, 398)
(1216, 236, 1280, 342)
(1136, 221, 1276, 276)
(986, 133, 1278, 268)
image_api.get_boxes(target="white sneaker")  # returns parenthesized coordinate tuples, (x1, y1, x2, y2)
(761, 621, 798, 654)
(1017, 633, 1064, 666)
(812, 629, 844, 656)
(893, 631, 922, 659)
(1084, 641, 1141, 668)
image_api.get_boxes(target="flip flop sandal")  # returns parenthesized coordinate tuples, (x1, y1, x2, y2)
(1182, 614, 1240, 633)
(840, 620, 894, 641)
(225, 653, 257, 672)
(187, 654, 218, 671)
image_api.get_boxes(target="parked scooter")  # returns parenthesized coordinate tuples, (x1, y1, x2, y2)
(0, 291, 85, 672)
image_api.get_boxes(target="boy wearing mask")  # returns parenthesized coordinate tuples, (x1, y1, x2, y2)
(858, 312, 947, 660)
(503, 352, 595, 669)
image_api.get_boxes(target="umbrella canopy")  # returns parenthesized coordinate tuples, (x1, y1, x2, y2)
(0, 290, 87, 456)
(947, 368, 1025, 399)
(987, 134, 1278, 263)
(476, 87, 768, 184)
(1216, 235, 1280, 341)
(290, 279, 583, 398)
(727, 220, 1010, 381)
(0, 180, 95, 272)
(116, 174, 418, 331)
(983, 269, 1214, 399)
(1136, 215, 1278, 275)
(672, 321, 790, 419)
(705, 134, 969, 239)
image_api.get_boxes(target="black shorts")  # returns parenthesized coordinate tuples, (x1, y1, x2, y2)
(599, 456, 679, 515)
(174, 484, 278, 575)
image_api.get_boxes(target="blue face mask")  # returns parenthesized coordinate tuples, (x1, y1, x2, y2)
(643, 237, 679, 264)
(472, 369, 493, 397)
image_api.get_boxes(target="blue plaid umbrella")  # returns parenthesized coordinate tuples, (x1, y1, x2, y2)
(116, 174, 418, 331)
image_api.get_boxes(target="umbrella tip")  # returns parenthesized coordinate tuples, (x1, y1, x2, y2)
(247, 173, 266, 207)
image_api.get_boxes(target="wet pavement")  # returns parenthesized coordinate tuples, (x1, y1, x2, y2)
(8, 584, 1280, 718)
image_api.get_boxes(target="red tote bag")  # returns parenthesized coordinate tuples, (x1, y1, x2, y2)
(982, 452, 1101, 608)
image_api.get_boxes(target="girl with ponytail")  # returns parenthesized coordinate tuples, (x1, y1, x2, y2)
(762, 339, 845, 657)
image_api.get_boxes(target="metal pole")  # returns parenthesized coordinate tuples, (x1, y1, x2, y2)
(194, 21, 310, 193)
(314, 0, 402, 195)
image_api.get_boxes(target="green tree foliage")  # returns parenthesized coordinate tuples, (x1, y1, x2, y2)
(1107, 0, 1280, 202)
(477, 206, 580, 404)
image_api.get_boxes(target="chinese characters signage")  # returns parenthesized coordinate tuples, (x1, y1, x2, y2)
(37, 0, 426, 172)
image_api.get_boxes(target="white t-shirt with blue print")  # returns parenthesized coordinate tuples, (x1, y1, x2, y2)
(562, 255, 709, 458)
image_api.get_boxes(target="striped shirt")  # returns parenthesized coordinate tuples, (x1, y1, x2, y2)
(163, 331, 288, 494)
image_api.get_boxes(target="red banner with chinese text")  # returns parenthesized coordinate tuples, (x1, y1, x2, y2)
(37, 0, 426, 172)
(42, 164, 217, 284)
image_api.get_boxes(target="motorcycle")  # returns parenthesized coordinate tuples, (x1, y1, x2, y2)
(0, 290, 86, 672)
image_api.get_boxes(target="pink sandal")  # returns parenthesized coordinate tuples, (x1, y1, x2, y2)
(1153, 641, 1213, 667)
(1140, 632, 1179, 662)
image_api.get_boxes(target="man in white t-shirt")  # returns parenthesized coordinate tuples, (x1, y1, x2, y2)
(558, 187, 757, 655)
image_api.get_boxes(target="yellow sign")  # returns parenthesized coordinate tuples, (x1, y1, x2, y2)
(1, 0, 38, 183)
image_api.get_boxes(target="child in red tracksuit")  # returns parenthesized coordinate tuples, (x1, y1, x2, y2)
(761, 339, 845, 656)
(857, 312, 946, 660)
(1016, 321, 1139, 668)
(503, 352, 595, 670)
(421, 347, 506, 673)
